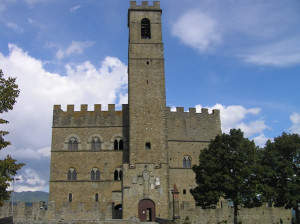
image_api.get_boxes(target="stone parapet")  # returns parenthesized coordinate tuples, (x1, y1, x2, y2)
(53, 104, 129, 127)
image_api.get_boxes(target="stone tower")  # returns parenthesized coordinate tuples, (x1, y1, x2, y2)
(122, 1, 169, 221)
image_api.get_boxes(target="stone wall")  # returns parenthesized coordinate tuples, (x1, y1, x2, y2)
(179, 204, 291, 224)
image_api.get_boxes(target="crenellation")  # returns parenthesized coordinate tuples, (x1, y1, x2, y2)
(81, 104, 88, 111)
(201, 108, 208, 114)
(67, 104, 74, 112)
(108, 104, 115, 112)
(129, 0, 161, 9)
(176, 107, 184, 112)
(52, 104, 129, 127)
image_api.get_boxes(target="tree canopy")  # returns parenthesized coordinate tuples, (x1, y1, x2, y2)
(261, 133, 300, 224)
(190, 129, 261, 224)
(0, 69, 24, 206)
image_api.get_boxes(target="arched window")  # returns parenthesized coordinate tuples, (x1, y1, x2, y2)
(67, 170, 72, 180)
(114, 169, 122, 180)
(141, 18, 151, 39)
(183, 156, 191, 168)
(119, 139, 123, 150)
(114, 170, 119, 180)
(114, 139, 118, 150)
(95, 193, 99, 202)
(91, 170, 95, 180)
(69, 193, 72, 202)
(96, 170, 100, 180)
(91, 168, 100, 181)
(68, 138, 78, 150)
(114, 138, 124, 150)
(91, 138, 101, 150)
(119, 170, 123, 180)
(67, 168, 77, 181)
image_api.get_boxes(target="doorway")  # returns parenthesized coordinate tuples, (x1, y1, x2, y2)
(138, 199, 155, 222)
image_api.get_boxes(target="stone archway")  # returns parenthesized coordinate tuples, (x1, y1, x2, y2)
(138, 199, 155, 222)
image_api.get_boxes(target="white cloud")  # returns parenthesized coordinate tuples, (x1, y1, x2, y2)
(0, 44, 128, 192)
(240, 38, 300, 67)
(253, 134, 269, 147)
(7, 168, 47, 192)
(6, 22, 23, 33)
(289, 112, 300, 134)
(0, 43, 127, 152)
(56, 41, 95, 60)
(195, 103, 268, 145)
(171, 10, 222, 53)
(170, 0, 300, 67)
(70, 5, 81, 12)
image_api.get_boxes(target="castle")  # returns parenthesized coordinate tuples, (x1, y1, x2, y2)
(0, 1, 291, 224)
(48, 1, 221, 221)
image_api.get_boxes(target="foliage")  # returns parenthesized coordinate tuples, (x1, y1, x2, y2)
(0, 69, 24, 206)
(190, 129, 261, 224)
(261, 133, 300, 224)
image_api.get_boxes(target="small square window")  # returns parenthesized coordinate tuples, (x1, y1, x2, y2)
(145, 142, 151, 150)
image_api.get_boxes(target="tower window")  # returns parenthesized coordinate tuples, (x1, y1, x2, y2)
(183, 156, 191, 168)
(114, 138, 123, 150)
(183, 189, 186, 194)
(145, 142, 151, 150)
(91, 168, 100, 181)
(68, 138, 78, 150)
(141, 18, 151, 39)
(91, 138, 101, 150)
(69, 193, 72, 202)
(95, 193, 99, 202)
(114, 169, 123, 180)
(67, 168, 77, 181)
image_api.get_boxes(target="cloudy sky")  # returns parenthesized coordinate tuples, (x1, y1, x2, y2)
(0, 0, 299, 192)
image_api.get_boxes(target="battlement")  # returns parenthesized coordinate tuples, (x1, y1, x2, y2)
(167, 106, 220, 116)
(166, 106, 221, 142)
(54, 104, 121, 113)
(129, 1, 161, 10)
(53, 104, 129, 127)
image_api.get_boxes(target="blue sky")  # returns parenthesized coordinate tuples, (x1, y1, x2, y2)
(0, 0, 299, 192)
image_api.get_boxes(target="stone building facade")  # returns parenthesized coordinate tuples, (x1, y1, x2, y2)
(49, 1, 221, 221)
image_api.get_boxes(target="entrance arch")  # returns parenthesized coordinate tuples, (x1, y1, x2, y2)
(138, 199, 155, 222)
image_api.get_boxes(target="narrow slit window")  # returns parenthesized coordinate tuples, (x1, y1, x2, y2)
(69, 193, 72, 202)
(141, 18, 151, 39)
(91, 170, 95, 180)
(95, 193, 99, 202)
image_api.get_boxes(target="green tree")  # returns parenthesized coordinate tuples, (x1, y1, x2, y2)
(0, 69, 24, 206)
(190, 129, 261, 224)
(261, 133, 300, 224)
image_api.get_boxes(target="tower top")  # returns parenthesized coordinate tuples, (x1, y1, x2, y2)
(129, 1, 161, 10)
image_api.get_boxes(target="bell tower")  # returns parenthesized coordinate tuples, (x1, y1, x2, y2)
(122, 1, 170, 220)
(128, 0, 167, 165)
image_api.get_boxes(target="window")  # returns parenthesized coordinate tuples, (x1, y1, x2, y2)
(146, 142, 151, 150)
(141, 18, 151, 39)
(114, 169, 122, 180)
(95, 193, 99, 202)
(114, 138, 123, 150)
(91, 138, 101, 150)
(67, 168, 77, 181)
(68, 138, 78, 150)
(91, 168, 100, 181)
(69, 193, 72, 202)
(183, 189, 186, 194)
(183, 156, 191, 168)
